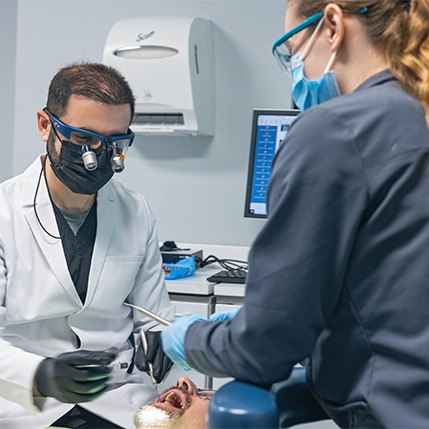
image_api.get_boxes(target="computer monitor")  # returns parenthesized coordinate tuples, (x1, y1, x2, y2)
(244, 109, 300, 218)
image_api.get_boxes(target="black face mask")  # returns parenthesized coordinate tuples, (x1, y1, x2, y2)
(47, 139, 114, 195)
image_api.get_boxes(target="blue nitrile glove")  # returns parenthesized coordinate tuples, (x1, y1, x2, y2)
(161, 315, 205, 370)
(210, 306, 241, 322)
(163, 256, 196, 280)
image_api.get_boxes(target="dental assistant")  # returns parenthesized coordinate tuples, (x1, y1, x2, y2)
(162, 1, 429, 427)
(0, 63, 174, 429)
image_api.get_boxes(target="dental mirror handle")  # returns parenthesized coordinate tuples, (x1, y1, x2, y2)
(140, 330, 158, 389)
(124, 303, 172, 326)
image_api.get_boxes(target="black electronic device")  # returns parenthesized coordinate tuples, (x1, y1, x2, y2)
(206, 269, 247, 285)
(161, 248, 203, 268)
(244, 109, 300, 219)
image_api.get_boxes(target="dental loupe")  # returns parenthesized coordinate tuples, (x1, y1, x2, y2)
(81, 145, 98, 171)
(110, 146, 126, 173)
(81, 144, 126, 173)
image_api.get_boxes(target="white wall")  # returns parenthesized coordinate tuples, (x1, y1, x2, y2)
(0, 0, 17, 183)
(10, 0, 291, 247)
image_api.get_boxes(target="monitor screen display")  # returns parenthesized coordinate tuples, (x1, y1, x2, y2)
(244, 109, 300, 218)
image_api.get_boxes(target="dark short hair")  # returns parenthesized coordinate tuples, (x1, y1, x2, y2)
(46, 62, 135, 121)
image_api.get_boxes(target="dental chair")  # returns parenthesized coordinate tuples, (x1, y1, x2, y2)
(207, 366, 330, 428)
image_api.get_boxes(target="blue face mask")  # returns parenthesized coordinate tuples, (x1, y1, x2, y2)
(291, 51, 341, 111)
(290, 17, 341, 111)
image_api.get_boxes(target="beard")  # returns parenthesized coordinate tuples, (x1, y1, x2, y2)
(134, 404, 176, 428)
(134, 384, 192, 428)
(46, 129, 60, 164)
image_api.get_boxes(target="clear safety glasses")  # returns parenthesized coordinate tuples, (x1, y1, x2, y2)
(44, 108, 135, 154)
(272, 6, 369, 74)
(272, 11, 324, 74)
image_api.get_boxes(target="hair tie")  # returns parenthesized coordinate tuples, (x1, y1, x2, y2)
(399, 0, 411, 9)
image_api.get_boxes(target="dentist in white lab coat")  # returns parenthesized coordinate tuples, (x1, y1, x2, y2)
(0, 62, 175, 429)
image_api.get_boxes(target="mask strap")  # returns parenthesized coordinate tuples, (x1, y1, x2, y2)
(301, 17, 325, 60)
(324, 51, 337, 73)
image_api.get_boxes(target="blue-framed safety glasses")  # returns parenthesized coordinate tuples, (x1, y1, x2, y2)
(44, 108, 135, 155)
(272, 11, 323, 74)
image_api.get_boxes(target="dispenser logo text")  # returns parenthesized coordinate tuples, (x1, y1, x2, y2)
(136, 31, 155, 42)
(142, 90, 153, 101)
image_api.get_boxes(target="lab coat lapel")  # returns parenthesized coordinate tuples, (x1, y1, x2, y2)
(22, 158, 82, 306)
(85, 184, 118, 304)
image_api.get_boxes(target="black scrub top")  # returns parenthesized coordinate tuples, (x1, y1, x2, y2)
(53, 201, 97, 303)
(185, 70, 429, 428)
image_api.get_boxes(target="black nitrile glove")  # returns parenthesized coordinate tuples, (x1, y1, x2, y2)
(34, 350, 116, 404)
(136, 331, 173, 383)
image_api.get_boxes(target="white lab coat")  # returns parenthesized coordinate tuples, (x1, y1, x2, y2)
(0, 156, 175, 429)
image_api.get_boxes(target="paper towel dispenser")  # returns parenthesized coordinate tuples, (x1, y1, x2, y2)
(103, 16, 215, 136)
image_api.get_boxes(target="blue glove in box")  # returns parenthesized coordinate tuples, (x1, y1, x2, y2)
(163, 255, 196, 280)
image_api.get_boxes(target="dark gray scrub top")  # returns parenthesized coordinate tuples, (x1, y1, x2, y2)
(53, 202, 97, 304)
(185, 70, 429, 428)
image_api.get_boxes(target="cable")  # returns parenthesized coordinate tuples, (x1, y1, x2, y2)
(200, 255, 248, 271)
(33, 155, 61, 240)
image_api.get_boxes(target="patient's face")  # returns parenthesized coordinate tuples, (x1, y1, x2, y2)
(134, 376, 212, 428)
